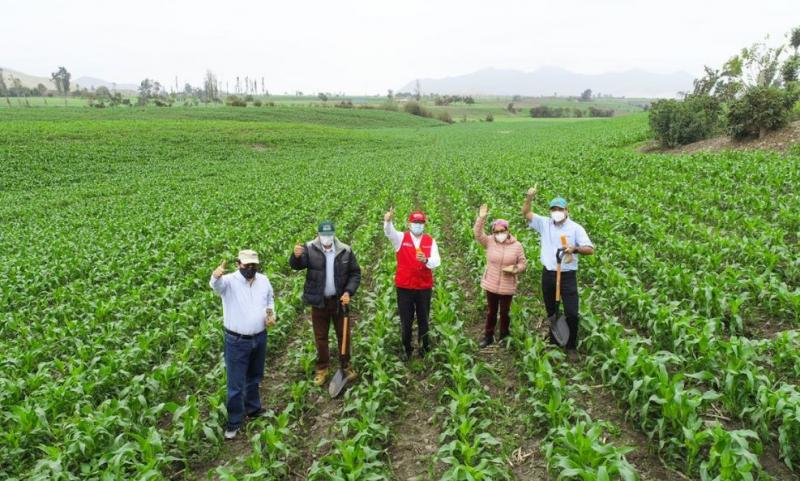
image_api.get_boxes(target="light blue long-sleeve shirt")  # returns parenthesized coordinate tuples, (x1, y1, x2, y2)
(527, 215, 593, 271)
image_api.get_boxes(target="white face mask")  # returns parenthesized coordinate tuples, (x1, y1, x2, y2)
(320, 235, 334, 247)
(550, 211, 566, 223)
(494, 233, 508, 243)
(410, 223, 425, 235)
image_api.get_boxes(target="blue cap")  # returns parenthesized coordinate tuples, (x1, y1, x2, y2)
(549, 197, 568, 209)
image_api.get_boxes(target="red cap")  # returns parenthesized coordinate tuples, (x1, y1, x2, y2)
(408, 211, 427, 223)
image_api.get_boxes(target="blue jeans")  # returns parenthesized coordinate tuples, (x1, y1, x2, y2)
(223, 330, 267, 429)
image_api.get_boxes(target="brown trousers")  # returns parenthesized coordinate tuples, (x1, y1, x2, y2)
(312, 297, 350, 370)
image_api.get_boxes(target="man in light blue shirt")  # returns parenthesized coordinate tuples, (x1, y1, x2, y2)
(523, 187, 594, 359)
(210, 249, 275, 439)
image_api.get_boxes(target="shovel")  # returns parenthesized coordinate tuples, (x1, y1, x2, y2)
(328, 303, 351, 398)
(549, 247, 570, 347)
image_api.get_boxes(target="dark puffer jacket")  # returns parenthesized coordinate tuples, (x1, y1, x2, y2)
(289, 238, 361, 308)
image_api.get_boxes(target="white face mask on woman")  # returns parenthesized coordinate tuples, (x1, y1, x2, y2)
(550, 210, 566, 223)
(494, 232, 508, 243)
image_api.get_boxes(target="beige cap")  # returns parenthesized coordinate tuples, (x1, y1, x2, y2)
(237, 249, 260, 265)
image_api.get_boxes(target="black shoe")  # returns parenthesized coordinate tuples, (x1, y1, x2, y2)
(418, 347, 430, 359)
(566, 350, 580, 362)
(224, 425, 240, 440)
(479, 335, 494, 348)
(497, 335, 510, 348)
(247, 408, 269, 419)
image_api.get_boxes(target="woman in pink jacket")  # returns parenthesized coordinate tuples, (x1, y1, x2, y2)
(474, 204, 527, 348)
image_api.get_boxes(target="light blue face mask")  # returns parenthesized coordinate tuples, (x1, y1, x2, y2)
(410, 223, 425, 235)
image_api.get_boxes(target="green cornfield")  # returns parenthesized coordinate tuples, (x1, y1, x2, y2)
(1, 106, 798, 481)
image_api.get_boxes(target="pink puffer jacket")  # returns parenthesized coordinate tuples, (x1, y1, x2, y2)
(474, 216, 527, 295)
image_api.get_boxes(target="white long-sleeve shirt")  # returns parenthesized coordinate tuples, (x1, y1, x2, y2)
(384, 221, 441, 270)
(210, 271, 275, 335)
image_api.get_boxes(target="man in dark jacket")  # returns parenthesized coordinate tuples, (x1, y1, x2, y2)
(290, 220, 361, 386)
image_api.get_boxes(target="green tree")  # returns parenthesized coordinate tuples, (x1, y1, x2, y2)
(0, 69, 8, 97)
(727, 86, 796, 139)
(579, 89, 592, 101)
(50, 66, 71, 94)
(95, 86, 111, 99)
(649, 96, 721, 147)
(138, 78, 153, 106)
(203, 70, 219, 102)
(791, 26, 800, 53)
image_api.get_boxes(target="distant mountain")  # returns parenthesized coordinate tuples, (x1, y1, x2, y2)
(399, 67, 694, 98)
(0, 67, 57, 90)
(0, 67, 138, 92)
(74, 76, 138, 92)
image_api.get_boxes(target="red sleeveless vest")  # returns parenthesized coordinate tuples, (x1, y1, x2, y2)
(395, 231, 434, 289)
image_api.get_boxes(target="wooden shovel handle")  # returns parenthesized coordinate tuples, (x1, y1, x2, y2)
(341, 315, 349, 356)
(556, 235, 567, 303)
(556, 264, 562, 302)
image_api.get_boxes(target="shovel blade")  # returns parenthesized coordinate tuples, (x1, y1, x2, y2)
(328, 369, 348, 398)
(550, 314, 570, 347)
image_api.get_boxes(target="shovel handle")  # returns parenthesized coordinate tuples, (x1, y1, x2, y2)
(340, 303, 349, 356)
(341, 316, 349, 356)
(555, 263, 562, 302)
(555, 246, 565, 302)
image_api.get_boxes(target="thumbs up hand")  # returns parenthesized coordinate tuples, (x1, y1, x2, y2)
(293, 243, 304, 258)
(384, 207, 394, 222)
(213, 260, 227, 279)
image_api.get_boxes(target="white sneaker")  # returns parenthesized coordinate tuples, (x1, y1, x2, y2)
(224, 427, 239, 440)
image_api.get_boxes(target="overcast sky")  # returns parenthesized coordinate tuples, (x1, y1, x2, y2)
(2, 0, 797, 94)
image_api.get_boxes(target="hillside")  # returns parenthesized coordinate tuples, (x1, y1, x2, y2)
(0, 67, 138, 92)
(399, 66, 693, 98)
(642, 121, 800, 154)
(0, 67, 57, 90)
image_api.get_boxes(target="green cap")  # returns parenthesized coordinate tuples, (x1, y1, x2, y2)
(318, 220, 335, 234)
(549, 197, 568, 209)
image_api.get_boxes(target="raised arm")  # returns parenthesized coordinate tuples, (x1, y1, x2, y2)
(473, 204, 489, 248)
(522, 185, 538, 222)
(289, 242, 309, 270)
(383, 208, 403, 251)
(209, 260, 229, 295)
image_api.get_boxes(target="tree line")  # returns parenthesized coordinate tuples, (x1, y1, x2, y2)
(650, 26, 800, 147)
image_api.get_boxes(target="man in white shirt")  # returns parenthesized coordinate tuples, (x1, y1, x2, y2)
(384, 208, 441, 360)
(522, 188, 594, 359)
(210, 249, 275, 439)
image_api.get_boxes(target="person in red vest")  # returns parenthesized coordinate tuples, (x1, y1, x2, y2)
(384, 208, 441, 360)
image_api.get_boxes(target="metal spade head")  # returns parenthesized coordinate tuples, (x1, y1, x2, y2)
(328, 368, 348, 398)
(329, 306, 351, 398)
(550, 314, 570, 347)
